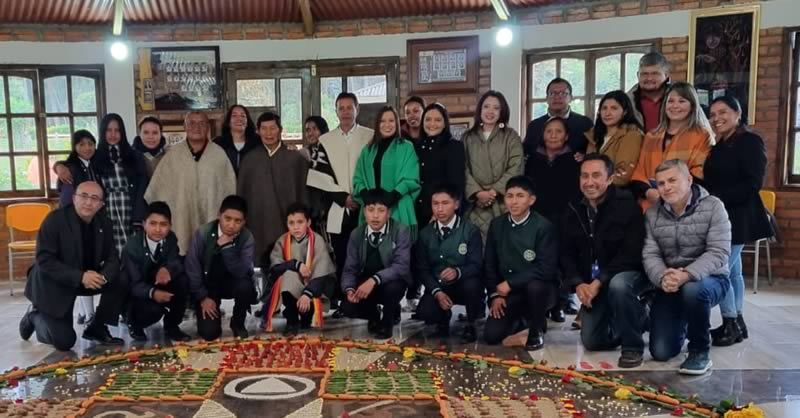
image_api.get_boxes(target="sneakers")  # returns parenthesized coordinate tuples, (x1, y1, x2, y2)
(678, 351, 712, 375)
(19, 305, 35, 341)
(618, 351, 643, 368)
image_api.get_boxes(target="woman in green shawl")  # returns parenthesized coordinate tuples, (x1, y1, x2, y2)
(353, 105, 421, 240)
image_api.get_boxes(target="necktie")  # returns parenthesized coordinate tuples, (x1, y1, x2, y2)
(440, 226, 451, 238)
(153, 243, 163, 261)
(370, 232, 381, 246)
(109, 146, 119, 163)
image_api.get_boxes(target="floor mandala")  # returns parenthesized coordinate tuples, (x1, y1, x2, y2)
(0, 337, 762, 417)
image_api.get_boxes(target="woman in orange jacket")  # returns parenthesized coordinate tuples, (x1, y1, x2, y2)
(630, 82, 715, 210)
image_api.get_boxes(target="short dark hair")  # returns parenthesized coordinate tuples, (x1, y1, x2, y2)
(505, 175, 536, 196)
(335, 92, 358, 108)
(543, 116, 570, 135)
(286, 202, 310, 220)
(257, 112, 282, 130)
(546, 77, 573, 95)
(304, 115, 330, 135)
(219, 195, 248, 218)
(404, 96, 425, 109)
(639, 52, 669, 72)
(430, 183, 461, 201)
(138, 116, 163, 131)
(145, 201, 172, 223)
(360, 188, 392, 208)
(581, 153, 615, 178)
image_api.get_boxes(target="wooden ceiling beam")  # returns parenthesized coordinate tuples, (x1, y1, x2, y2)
(299, 0, 314, 36)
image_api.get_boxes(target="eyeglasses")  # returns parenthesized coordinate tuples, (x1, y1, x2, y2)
(547, 91, 571, 98)
(75, 193, 103, 204)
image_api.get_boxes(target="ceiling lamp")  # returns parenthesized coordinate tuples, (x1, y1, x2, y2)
(491, 0, 510, 21)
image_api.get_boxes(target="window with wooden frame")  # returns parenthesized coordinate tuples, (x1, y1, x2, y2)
(786, 29, 800, 184)
(525, 42, 656, 123)
(0, 65, 104, 199)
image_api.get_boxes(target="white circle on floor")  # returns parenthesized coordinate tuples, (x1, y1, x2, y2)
(223, 374, 316, 400)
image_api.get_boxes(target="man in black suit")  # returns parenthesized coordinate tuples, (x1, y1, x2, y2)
(19, 181, 127, 350)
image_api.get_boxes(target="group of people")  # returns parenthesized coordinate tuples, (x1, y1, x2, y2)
(18, 51, 771, 376)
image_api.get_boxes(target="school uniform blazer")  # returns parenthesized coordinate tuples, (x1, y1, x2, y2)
(25, 205, 120, 318)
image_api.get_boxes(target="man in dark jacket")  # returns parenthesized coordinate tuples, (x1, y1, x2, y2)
(644, 160, 731, 375)
(185, 195, 258, 341)
(416, 184, 483, 343)
(560, 154, 651, 368)
(125, 201, 191, 342)
(484, 176, 558, 351)
(341, 188, 411, 339)
(523, 77, 593, 157)
(19, 181, 127, 350)
(627, 52, 670, 132)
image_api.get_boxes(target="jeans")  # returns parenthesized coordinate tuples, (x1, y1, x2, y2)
(719, 244, 745, 318)
(649, 275, 728, 361)
(581, 271, 653, 353)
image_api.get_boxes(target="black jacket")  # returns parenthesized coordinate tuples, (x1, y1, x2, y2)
(213, 133, 261, 175)
(525, 149, 581, 225)
(523, 111, 593, 157)
(123, 230, 184, 301)
(414, 134, 466, 225)
(25, 206, 120, 318)
(703, 128, 772, 244)
(559, 186, 645, 289)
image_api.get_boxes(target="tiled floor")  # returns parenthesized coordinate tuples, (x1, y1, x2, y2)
(2, 280, 799, 416)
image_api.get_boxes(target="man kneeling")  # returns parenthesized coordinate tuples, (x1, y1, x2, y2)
(417, 184, 483, 343)
(484, 176, 558, 351)
(125, 202, 191, 342)
(265, 202, 336, 337)
(560, 154, 651, 368)
(20, 181, 126, 350)
(644, 159, 730, 375)
(341, 188, 410, 339)
(185, 195, 258, 340)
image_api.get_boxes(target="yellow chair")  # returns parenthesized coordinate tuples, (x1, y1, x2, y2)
(744, 191, 776, 293)
(6, 203, 51, 296)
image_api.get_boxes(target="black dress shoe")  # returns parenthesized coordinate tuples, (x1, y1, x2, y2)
(165, 327, 192, 342)
(712, 318, 742, 347)
(332, 309, 345, 319)
(19, 305, 35, 341)
(83, 324, 124, 345)
(618, 351, 643, 368)
(524, 330, 544, 351)
(564, 306, 579, 315)
(283, 323, 300, 337)
(737, 314, 748, 339)
(434, 323, 450, 338)
(128, 324, 147, 341)
(367, 318, 380, 335)
(231, 327, 249, 339)
(548, 309, 566, 323)
(374, 326, 393, 339)
(460, 325, 477, 344)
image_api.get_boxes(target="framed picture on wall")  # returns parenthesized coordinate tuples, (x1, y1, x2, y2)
(162, 122, 187, 146)
(688, 5, 760, 124)
(408, 36, 479, 95)
(139, 46, 222, 111)
(450, 113, 474, 141)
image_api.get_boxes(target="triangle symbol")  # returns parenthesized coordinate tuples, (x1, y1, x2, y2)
(193, 399, 236, 418)
(283, 398, 324, 418)
(242, 377, 296, 394)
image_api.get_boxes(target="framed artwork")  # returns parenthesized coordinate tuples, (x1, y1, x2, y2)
(450, 113, 474, 141)
(162, 122, 187, 146)
(407, 36, 479, 95)
(688, 5, 760, 123)
(138, 46, 222, 111)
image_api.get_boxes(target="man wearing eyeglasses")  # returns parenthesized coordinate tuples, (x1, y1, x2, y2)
(523, 77, 594, 159)
(19, 181, 128, 350)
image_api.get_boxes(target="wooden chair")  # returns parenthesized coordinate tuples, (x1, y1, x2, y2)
(742, 191, 775, 293)
(6, 203, 51, 296)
